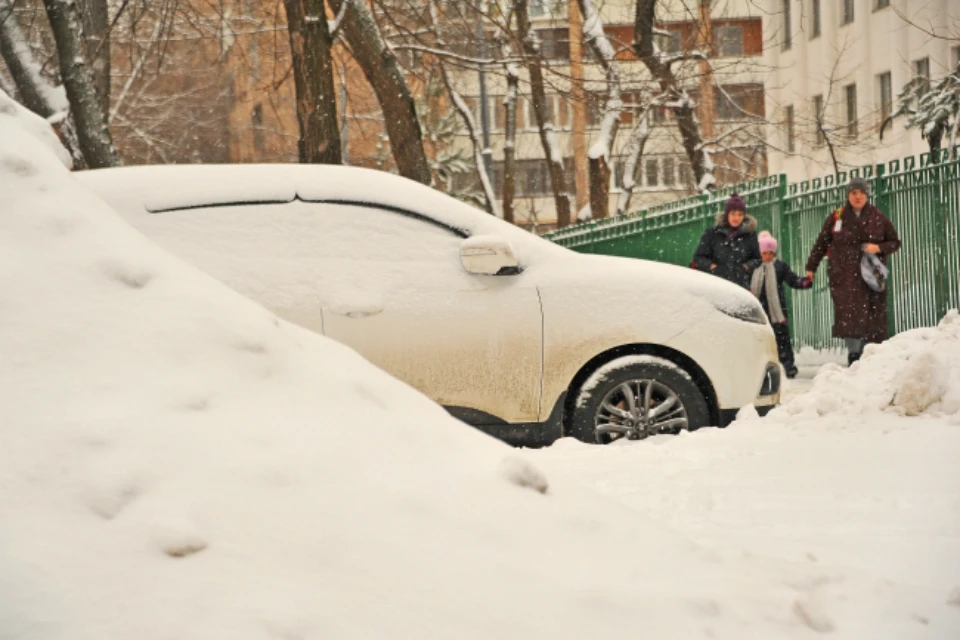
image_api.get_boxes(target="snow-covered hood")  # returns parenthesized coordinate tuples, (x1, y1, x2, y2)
(537, 252, 765, 322)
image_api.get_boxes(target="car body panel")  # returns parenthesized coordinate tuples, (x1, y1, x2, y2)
(534, 254, 779, 421)
(665, 316, 781, 411)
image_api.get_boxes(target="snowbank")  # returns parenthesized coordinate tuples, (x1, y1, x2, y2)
(763, 311, 960, 426)
(3, 90, 926, 639)
(0, 91, 71, 167)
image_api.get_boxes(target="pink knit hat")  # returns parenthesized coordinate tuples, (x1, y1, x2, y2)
(759, 231, 777, 253)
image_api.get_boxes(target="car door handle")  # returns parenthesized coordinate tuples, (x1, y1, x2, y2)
(329, 304, 384, 318)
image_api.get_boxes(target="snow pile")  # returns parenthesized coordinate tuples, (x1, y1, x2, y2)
(3, 89, 920, 639)
(766, 310, 960, 425)
(0, 90, 71, 167)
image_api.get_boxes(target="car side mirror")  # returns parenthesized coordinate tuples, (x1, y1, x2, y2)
(460, 235, 520, 276)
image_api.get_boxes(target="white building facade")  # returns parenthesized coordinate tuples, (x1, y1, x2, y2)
(764, 0, 960, 183)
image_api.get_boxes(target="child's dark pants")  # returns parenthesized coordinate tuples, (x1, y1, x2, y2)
(772, 322, 796, 371)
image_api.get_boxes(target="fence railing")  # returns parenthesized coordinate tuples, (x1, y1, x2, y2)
(542, 149, 960, 350)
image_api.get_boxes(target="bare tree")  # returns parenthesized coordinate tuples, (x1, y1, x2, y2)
(43, 0, 119, 167)
(502, 53, 520, 223)
(515, 0, 571, 226)
(327, 0, 431, 184)
(578, 0, 622, 219)
(282, 0, 342, 163)
(106, 2, 233, 164)
(78, 0, 109, 119)
(634, 0, 714, 191)
(0, 0, 62, 118)
(0, 0, 85, 168)
(615, 109, 651, 215)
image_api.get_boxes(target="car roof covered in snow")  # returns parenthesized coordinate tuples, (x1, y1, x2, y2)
(77, 163, 569, 258)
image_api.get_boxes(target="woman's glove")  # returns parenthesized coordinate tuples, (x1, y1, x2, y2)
(798, 277, 813, 289)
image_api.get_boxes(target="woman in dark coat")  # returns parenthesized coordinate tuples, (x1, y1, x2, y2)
(805, 177, 901, 365)
(692, 193, 762, 289)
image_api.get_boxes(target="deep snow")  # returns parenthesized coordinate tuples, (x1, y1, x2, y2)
(533, 316, 960, 637)
(2, 90, 959, 639)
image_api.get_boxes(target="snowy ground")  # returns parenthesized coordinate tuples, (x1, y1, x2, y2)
(531, 334, 960, 637)
(2, 91, 959, 639)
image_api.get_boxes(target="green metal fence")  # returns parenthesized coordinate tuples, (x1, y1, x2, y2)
(543, 149, 960, 350)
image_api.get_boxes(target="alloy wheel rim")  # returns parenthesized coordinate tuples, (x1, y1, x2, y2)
(594, 379, 688, 442)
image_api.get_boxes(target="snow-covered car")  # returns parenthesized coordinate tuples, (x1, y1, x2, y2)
(79, 165, 780, 445)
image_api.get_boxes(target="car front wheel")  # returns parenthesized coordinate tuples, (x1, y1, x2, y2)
(569, 356, 710, 444)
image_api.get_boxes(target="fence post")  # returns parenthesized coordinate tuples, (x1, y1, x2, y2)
(874, 162, 897, 338)
(934, 150, 949, 322)
(776, 174, 790, 265)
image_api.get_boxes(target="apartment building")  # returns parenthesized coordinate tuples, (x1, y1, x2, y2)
(445, 0, 770, 230)
(764, 0, 959, 181)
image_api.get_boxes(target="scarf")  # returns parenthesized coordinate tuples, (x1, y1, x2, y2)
(750, 262, 785, 324)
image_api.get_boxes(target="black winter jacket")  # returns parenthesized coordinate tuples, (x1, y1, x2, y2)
(756, 259, 808, 323)
(692, 214, 762, 289)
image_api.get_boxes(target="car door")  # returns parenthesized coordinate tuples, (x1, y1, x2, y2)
(309, 202, 543, 424)
(111, 197, 542, 423)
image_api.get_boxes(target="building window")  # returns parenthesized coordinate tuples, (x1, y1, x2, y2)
(528, 0, 564, 18)
(715, 84, 764, 120)
(397, 47, 423, 70)
(553, 95, 570, 129)
(521, 97, 536, 131)
(586, 92, 608, 127)
(494, 159, 560, 198)
(913, 57, 931, 99)
(812, 94, 825, 146)
(658, 30, 681, 53)
(845, 83, 858, 136)
(842, 0, 854, 24)
(714, 25, 744, 57)
(678, 162, 693, 187)
(620, 91, 640, 126)
(491, 96, 504, 132)
(811, 0, 821, 38)
(785, 105, 795, 152)
(645, 158, 659, 187)
(877, 72, 892, 123)
(661, 157, 675, 187)
(651, 105, 667, 125)
(781, 0, 791, 50)
(875, 0, 890, 9)
(536, 28, 570, 61)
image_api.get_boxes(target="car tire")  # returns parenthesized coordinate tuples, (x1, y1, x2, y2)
(569, 356, 710, 444)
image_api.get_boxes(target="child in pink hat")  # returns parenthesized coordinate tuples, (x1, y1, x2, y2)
(750, 231, 812, 378)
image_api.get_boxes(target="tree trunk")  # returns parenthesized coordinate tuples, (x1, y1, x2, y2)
(43, 0, 119, 168)
(1, 0, 61, 116)
(578, 0, 622, 220)
(568, 0, 589, 214)
(616, 111, 650, 215)
(327, 0, 430, 184)
(634, 0, 713, 191)
(439, 61, 500, 216)
(515, 0, 571, 228)
(282, 0, 342, 164)
(78, 0, 109, 120)
(587, 157, 610, 220)
(502, 62, 519, 225)
(1, 0, 84, 166)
